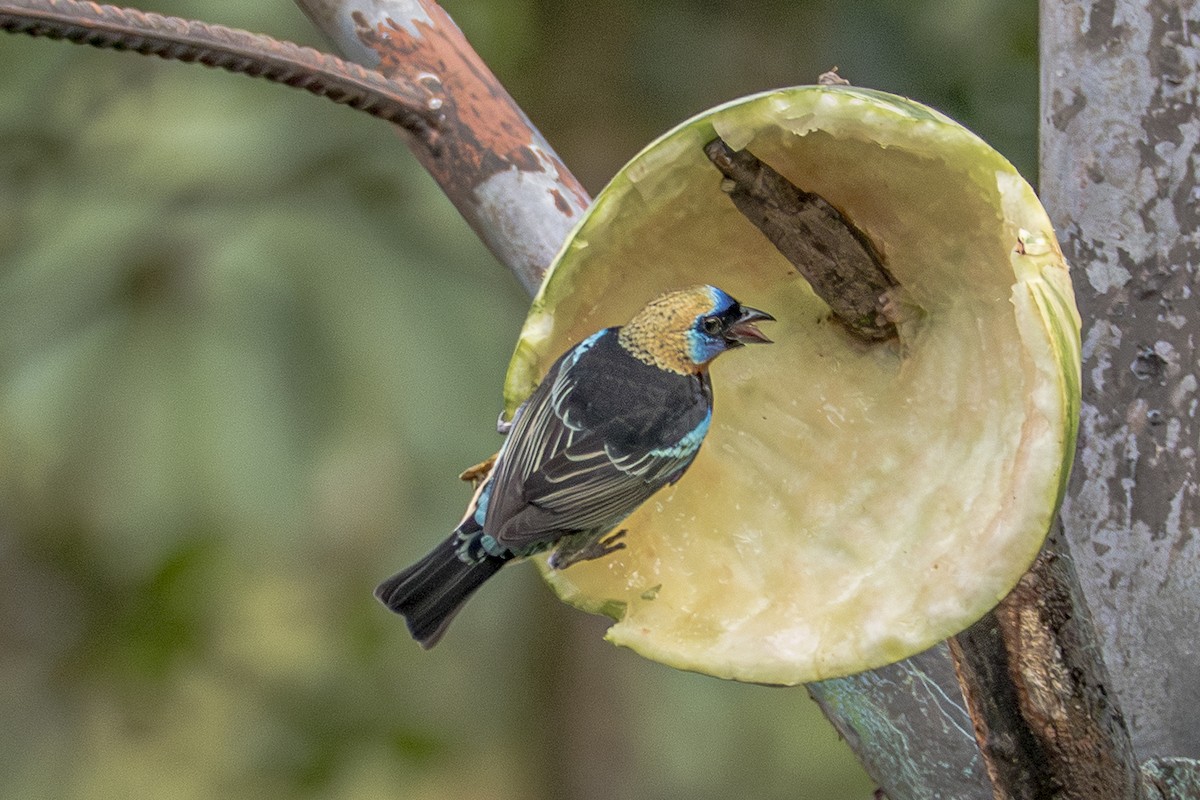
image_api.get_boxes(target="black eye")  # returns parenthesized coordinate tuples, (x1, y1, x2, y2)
(702, 316, 723, 335)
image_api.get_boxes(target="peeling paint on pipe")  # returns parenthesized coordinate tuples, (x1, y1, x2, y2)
(296, 0, 589, 294)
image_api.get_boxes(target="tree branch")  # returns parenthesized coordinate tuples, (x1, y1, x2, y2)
(295, 0, 590, 293)
(0, 0, 440, 141)
(949, 529, 1144, 800)
(0, 0, 592, 293)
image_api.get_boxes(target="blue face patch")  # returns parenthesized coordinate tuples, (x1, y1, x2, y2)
(686, 286, 739, 364)
(687, 326, 726, 364)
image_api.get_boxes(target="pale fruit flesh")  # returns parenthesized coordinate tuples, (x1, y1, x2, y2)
(504, 87, 1080, 685)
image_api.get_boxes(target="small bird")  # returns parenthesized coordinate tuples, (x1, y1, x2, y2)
(375, 285, 774, 647)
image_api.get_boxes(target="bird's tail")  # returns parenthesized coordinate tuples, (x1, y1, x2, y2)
(375, 531, 510, 648)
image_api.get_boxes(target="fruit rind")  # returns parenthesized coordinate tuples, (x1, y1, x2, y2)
(503, 86, 1081, 685)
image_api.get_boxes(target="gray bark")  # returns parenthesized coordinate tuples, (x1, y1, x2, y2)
(808, 646, 990, 798)
(1041, 0, 1200, 762)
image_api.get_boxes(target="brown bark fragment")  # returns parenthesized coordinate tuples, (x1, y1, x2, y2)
(703, 136, 899, 342)
(950, 530, 1144, 800)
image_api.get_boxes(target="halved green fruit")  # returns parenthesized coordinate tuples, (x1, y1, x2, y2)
(503, 86, 1081, 685)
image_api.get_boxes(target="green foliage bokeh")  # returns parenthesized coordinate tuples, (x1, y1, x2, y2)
(0, 1, 1036, 798)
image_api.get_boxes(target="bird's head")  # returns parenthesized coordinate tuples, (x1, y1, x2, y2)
(618, 285, 774, 373)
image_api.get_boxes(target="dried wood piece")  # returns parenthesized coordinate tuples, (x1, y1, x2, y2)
(704, 136, 899, 342)
(949, 529, 1145, 800)
(818, 66, 851, 86)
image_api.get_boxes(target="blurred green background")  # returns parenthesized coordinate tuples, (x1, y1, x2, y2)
(0, 1, 1036, 798)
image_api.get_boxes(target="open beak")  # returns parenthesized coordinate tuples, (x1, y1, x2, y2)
(725, 305, 775, 345)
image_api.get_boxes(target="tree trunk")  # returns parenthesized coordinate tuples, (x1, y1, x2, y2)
(1040, 0, 1200, 764)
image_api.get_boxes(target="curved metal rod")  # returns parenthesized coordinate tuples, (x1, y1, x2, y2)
(0, 0, 442, 145)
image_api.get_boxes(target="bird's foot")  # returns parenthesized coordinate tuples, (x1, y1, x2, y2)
(458, 453, 498, 487)
(549, 529, 627, 570)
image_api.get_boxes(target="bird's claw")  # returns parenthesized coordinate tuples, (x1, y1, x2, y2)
(497, 399, 531, 435)
(595, 529, 628, 557)
(549, 529, 627, 570)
